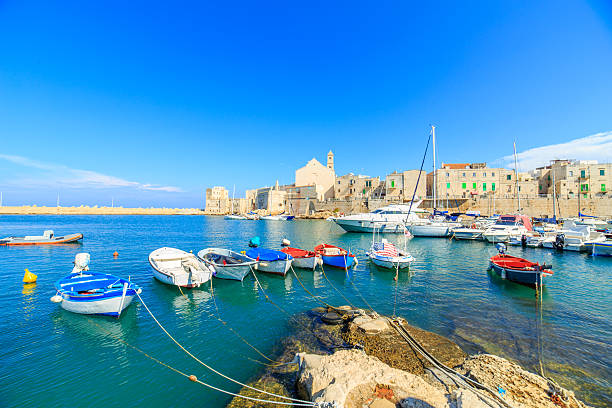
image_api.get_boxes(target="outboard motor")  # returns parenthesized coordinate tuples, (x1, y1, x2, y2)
(72, 253, 90, 274)
(553, 233, 565, 251)
(521, 234, 527, 247)
(495, 243, 507, 255)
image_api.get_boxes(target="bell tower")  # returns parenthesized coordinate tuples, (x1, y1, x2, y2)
(327, 150, 334, 172)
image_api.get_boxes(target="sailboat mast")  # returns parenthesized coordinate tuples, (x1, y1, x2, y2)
(231, 184, 235, 214)
(552, 168, 556, 219)
(432, 125, 437, 210)
(513, 141, 520, 212)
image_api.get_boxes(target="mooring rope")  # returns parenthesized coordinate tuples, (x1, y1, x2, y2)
(91, 318, 317, 407)
(392, 260, 400, 318)
(343, 253, 376, 313)
(135, 291, 314, 405)
(289, 265, 338, 310)
(318, 263, 357, 309)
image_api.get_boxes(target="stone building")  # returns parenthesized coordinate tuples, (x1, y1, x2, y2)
(204, 186, 230, 214)
(384, 170, 427, 201)
(334, 173, 381, 200)
(295, 151, 336, 201)
(246, 181, 288, 214)
(537, 159, 612, 198)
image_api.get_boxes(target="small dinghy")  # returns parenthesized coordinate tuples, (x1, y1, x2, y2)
(245, 248, 293, 276)
(314, 244, 356, 269)
(281, 247, 322, 270)
(488, 243, 553, 287)
(149, 247, 214, 288)
(367, 239, 414, 270)
(197, 248, 257, 281)
(50, 253, 140, 317)
(1, 230, 83, 245)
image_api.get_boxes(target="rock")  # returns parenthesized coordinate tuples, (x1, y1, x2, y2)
(453, 389, 490, 408)
(370, 398, 395, 408)
(356, 317, 390, 335)
(297, 349, 451, 408)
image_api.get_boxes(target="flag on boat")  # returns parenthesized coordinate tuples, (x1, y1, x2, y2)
(372, 242, 399, 257)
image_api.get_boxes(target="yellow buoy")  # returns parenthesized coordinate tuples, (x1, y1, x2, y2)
(188, 374, 197, 382)
(23, 269, 37, 284)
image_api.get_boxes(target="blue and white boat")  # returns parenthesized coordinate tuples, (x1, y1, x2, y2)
(593, 241, 612, 257)
(367, 239, 414, 270)
(245, 248, 293, 276)
(314, 244, 357, 269)
(51, 253, 140, 317)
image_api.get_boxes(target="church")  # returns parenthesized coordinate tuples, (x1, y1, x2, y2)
(294, 151, 335, 201)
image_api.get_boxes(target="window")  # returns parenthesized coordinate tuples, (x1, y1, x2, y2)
(600, 169, 605, 176)
(337, 181, 341, 184)
(472, 172, 476, 177)
(446, 182, 450, 189)
(601, 184, 606, 192)
(584, 193, 588, 198)
(362, 189, 366, 194)
(518, 186, 521, 192)
(492, 172, 495, 177)
(391, 180, 395, 188)
(462, 182, 466, 189)
(569, 171, 573, 177)
(580, 170, 586, 178)
(547, 175, 550, 181)
(506, 174, 512, 181)
(492, 183, 496, 191)
(483, 183, 487, 191)
(472, 182, 477, 189)
(446, 172, 450, 177)
(462, 172, 466, 177)
(581, 184, 589, 191)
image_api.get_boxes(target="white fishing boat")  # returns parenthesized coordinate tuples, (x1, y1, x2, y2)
(261, 214, 295, 221)
(148, 247, 214, 288)
(483, 215, 534, 243)
(197, 248, 257, 281)
(367, 239, 414, 269)
(245, 248, 293, 276)
(50, 253, 141, 317)
(331, 202, 424, 233)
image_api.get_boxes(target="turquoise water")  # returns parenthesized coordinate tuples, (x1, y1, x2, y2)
(0, 215, 610, 407)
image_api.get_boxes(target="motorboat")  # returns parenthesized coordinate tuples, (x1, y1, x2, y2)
(261, 214, 295, 221)
(367, 239, 414, 269)
(488, 244, 553, 287)
(280, 247, 322, 270)
(482, 215, 533, 243)
(50, 253, 140, 317)
(593, 241, 612, 257)
(314, 244, 356, 269)
(1, 230, 83, 245)
(331, 202, 424, 233)
(225, 214, 247, 220)
(197, 248, 257, 281)
(452, 218, 497, 240)
(541, 221, 606, 252)
(245, 248, 293, 276)
(408, 218, 462, 237)
(148, 247, 214, 288)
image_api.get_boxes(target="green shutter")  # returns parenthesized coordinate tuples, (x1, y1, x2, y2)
(446, 182, 450, 189)
(391, 180, 394, 188)
(483, 183, 486, 191)
(462, 183, 466, 189)
(601, 184, 606, 192)
(472, 182, 476, 189)
(362, 189, 366, 194)
(492, 183, 496, 191)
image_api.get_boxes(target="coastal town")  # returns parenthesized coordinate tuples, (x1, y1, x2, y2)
(205, 150, 612, 218)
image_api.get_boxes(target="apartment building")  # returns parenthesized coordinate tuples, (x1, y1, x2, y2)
(538, 160, 612, 197)
(384, 170, 427, 201)
(335, 173, 381, 200)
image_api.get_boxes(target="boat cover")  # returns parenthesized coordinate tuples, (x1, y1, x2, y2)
(246, 248, 290, 261)
(281, 247, 315, 258)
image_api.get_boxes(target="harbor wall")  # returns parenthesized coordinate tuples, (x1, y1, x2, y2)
(0, 206, 205, 215)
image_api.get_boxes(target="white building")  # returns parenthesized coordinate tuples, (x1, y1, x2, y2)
(294, 151, 336, 201)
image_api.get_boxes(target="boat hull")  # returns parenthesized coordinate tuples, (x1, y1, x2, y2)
(369, 254, 413, 269)
(409, 224, 453, 237)
(0, 233, 83, 246)
(256, 259, 292, 276)
(593, 242, 612, 257)
(489, 262, 544, 286)
(333, 219, 406, 233)
(212, 264, 252, 281)
(151, 266, 204, 287)
(292, 256, 321, 270)
(321, 255, 356, 269)
(60, 294, 135, 317)
(452, 229, 484, 240)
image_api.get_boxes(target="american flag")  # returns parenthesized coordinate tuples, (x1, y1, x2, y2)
(372, 242, 399, 257)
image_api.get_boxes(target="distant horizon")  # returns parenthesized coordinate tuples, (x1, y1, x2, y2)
(1, 1, 611, 207)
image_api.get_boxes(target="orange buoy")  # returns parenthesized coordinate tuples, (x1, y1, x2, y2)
(113, 251, 119, 257)
(188, 374, 197, 382)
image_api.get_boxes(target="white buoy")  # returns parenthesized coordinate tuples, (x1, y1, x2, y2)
(281, 238, 290, 247)
(50, 295, 63, 303)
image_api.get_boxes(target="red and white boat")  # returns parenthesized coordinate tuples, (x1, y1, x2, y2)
(314, 244, 356, 269)
(281, 247, 322, 270)
(489, 244, 553, 287)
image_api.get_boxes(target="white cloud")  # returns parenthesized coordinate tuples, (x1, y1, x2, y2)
(0, 154, 183, 192)
(494, 131, 612, 171)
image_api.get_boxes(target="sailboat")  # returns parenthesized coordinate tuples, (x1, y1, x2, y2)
(407, 125, 461, 237)
(225, 185, 247, 220)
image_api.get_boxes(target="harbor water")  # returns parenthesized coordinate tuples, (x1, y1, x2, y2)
(1, 215, 610, 407)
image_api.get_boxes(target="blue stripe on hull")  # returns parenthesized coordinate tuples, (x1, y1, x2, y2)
(322, 255, 355, 269)
(490, 263, 541, 286)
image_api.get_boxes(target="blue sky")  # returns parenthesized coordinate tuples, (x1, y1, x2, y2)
(1, 1, 611, 207)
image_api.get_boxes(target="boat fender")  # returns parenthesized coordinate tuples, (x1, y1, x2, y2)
(188, 374, 198, 382)
(136, 288, 142, 294)
(354, 257, 358, 267)
(281, 238, 290, 247)
(50, 295, 63, 303)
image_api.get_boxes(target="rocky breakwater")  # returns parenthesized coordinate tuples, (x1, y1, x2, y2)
(228, 307, 590, 408)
